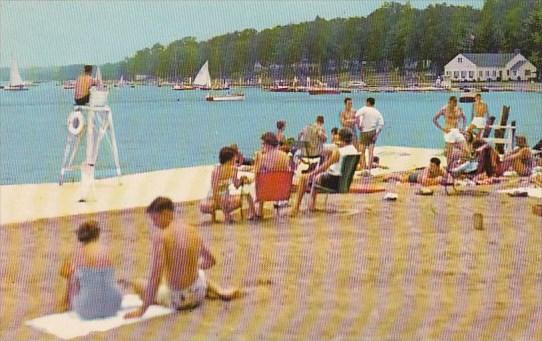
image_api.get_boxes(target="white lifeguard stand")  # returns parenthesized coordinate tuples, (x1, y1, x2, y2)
(59, 98, 121, 201)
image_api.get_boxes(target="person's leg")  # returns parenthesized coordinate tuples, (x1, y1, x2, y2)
(290, 174, 309, 216)
(368, 143, 375, 170)
(308, 174, 324, 211)
(223, 196, 241, 223)
(359, 144, 367, 169)
(258, 201, 264, 217)
(243, 193, 257, 219)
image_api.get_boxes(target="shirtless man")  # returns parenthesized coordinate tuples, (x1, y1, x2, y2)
(384, 157, 445, 186)
(340, 97, 358, 149)
(500, 135, 534, 176)
(433, 96, 466, 158)
(125, 197, 240, 318)
(468, 93, 488, 136)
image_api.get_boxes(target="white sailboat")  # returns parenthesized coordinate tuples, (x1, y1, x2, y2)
(4, 57, 28, 91)
(115, 75, 125, 87)
(193, 61, 212, 90)
(95, 66, 105, 89)
(193, 60, 244, 101)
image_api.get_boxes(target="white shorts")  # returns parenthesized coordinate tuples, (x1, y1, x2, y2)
(156, 270, 207, 310)
(471, 117, 486, 129)
(444, 129, 466, 144)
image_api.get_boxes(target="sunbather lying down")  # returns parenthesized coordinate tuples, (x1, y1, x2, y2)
(383, 157, 445, 186)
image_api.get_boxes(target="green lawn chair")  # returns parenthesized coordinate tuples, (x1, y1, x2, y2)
(312, 153, 361, 208)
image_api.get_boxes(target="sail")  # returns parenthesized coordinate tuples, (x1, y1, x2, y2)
(193, 61, 211, 87)
(9, 57, 24, 86)
(95, 66, 103, 85)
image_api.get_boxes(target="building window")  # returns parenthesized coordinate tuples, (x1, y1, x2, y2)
(513, 70, 517, 76)
(454, 71, 459, 78)
(486, 71, 490, 76)
(507, 70, 510, 76)
(446, 71, 450, 76)
(458, 57, 463, 63)
(479, 71, 483, 77)
(469, 71, 474, 78)
(526, 70, 531, 77)
(461, 71, 466, 78)
(492, 70, 496, 76)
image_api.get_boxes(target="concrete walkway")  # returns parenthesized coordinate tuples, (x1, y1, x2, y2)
(1, 146, 442, 225)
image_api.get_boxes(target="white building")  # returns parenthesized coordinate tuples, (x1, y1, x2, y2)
(444, 52, 537, 82)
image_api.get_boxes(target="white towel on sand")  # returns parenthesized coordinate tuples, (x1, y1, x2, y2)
(25, 295, 173, 340)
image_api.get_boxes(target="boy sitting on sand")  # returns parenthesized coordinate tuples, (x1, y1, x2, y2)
(124, 197, 242, 318)
(384, 157, 445, 186)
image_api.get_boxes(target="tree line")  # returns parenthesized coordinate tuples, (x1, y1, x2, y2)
(6, 0, 542, 81)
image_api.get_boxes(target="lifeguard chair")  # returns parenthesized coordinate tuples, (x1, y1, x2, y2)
(59, 88, 121, 201)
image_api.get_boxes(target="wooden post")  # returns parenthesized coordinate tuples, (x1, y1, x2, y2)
(510, 120, 516, 151)
(473, 213, 484, 230)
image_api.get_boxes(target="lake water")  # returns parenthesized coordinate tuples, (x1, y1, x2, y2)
(1, 83, 541, 185)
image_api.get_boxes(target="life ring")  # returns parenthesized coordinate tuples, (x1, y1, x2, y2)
(67, 111, 85, 135)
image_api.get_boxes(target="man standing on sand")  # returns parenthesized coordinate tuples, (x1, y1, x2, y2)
(355, 97, 384, 172)
(124, 197, 240, 318)
(74, 65, 95, 105)
(433, 96, 467, 158)
(340, 97, 358, 149)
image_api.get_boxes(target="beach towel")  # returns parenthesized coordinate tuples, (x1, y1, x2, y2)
(25, 294, 173, 339)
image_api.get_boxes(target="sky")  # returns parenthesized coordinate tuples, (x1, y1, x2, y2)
(0, 0, 484, 68)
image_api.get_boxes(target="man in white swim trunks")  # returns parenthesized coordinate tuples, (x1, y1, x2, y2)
(125, 197, 240, 318)
(467, 93, 488, 136)
(433, 96, 466, 158)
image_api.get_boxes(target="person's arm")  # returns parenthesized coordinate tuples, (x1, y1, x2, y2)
(310, 148, 340, 179)
(125, 238, 165, 318)
(432, 108, 446, 132)
(199, 243, 216, 270)
(470, 104, 475, 122)
(375, 114, 384, 137)
(231, 167, 243, 188)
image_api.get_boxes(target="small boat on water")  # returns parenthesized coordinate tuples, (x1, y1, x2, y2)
(308, 87, 340, 95)
(194, 60, 244, 101)
(4, 57, 28, 91)
(269, 85, 290, 92)
(205, 92, 245, 101)
(172, 83, 194, 90)
(460, 93, 476, 103)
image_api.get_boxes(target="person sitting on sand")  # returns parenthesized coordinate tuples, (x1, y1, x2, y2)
(200, 147, 257, 223)
(500, 135, 534, 176)
(59, 220, 122, 319)
(467, 93, 488, 136)
(433, 96, 467, 158)
(254, 132, 293, 216)
(291, 128, 358, 216)
(384, 157, 445, 186)
(125, 197, 242, 318)
(229, 144, 254, 167)
(470, 140, 503, 180)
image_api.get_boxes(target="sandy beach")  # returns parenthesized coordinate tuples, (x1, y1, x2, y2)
(1, 177, 541, 340)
